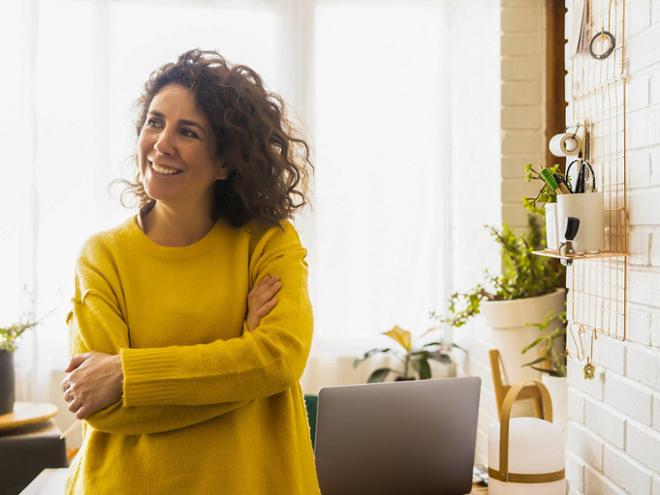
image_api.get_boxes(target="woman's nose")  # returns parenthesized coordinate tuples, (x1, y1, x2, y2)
(154, 127, 176, 156)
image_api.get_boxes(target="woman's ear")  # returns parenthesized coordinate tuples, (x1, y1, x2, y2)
(215, 161, 230, 181)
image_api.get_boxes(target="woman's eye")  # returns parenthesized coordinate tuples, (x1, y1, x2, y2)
(146, 118, 161, 128)
(181, 128, 199, 139)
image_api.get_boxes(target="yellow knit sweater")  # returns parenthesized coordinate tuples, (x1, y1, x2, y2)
(65, 215, 320, 494)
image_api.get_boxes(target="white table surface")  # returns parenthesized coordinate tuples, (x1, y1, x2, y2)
(19, 468, 67, 494)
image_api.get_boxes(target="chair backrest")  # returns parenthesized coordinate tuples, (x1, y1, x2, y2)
(303, 394, 318, 448)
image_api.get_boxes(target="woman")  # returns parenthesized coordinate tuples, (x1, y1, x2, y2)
(60, 49, 320, 494)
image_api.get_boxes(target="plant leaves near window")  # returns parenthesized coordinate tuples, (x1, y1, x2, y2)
(383, 325, 412, 352)
(367, 367, 392, 383)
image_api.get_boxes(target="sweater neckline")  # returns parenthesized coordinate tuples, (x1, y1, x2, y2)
(125, 213, 224, 259)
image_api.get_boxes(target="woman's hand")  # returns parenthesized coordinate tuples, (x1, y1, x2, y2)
(61, 352, 124, 420)
(246, 274, 281, 331)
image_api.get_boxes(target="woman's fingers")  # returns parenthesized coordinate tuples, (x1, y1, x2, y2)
(249, 275, 279, 300)
(65, 353, 90, 373)
(256, 298, 278, 317)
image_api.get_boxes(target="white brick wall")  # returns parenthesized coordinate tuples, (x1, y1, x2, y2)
(565, 0, 660, 492)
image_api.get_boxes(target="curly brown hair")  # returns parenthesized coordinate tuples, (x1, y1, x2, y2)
(119, 49, 313, 227)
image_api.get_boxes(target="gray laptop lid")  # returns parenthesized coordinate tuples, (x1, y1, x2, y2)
(314, 376, 481, 495)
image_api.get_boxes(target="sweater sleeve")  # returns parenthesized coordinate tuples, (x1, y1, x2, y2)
(69, 243, 249, 435)
(119, 221, 314, 407)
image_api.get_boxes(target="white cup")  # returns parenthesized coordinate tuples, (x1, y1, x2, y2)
(544, 203, 559, 250)
(557, 192, 604, 253)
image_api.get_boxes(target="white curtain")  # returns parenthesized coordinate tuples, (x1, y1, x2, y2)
(1, 0, 451, 401)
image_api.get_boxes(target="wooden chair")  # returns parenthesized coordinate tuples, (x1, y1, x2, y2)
(489, 349, 544, 418)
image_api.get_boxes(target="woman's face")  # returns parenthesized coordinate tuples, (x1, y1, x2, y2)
(138, 84, 228, 211)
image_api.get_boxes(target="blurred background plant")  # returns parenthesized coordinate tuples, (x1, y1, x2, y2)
(354, 324, 464, 382)
(521, 310, 567, 377)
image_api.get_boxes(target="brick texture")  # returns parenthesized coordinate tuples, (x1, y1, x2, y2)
(566, 0, 660, 491)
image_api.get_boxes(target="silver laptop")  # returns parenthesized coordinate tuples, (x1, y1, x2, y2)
(314, 376, 480, 495)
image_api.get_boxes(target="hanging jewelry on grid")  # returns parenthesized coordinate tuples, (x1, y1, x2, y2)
(583, 328, 597, 380)
(566, 321, 586, 362)
(589, 0, 616, 60)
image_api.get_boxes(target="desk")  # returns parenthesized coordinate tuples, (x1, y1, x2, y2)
(0, 420, 67, 495)
(21, 469, 489, 494)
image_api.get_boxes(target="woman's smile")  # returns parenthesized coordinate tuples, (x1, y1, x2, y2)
(148, 159, 183, 176)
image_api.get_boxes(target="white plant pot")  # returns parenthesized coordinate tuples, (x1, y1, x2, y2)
(541, 374, 567, 437)
(481, 289, 566, 384)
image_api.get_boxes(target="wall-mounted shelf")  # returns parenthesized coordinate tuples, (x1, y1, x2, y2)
(531, 0, 629, 379)
(532, 249, 627, 262)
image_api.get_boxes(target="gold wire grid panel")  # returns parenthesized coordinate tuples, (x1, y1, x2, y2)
(566, 0, 628, 343)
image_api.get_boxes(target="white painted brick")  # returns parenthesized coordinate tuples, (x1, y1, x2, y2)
(501, 57, 541, 80)
(567, 452, 585, 493)
(651, 311, 660, 348)
(568, 422, 604, 470)
(585, 398, 627, 449)
(501, 107, 542, 130)
(629, 229, 652, 267)
(628, 268, 660, 306)
(501, 34, 541, 56)
(597, 336, 626, 375)
(584, 464, 626, 495)
(629, 74, 651, 111)
(502, 81, 542, 106)
(626, 342, 660, 389)
(604, 372, 654, 426)
(628, 107, 660, 150)
(654, 394, 660, 432)
(628, 23, 660, 74)
(568, 357, 605, 400)
(652, 232, 660, 268)
(630, 0, 653, 36)
(502, 130, 543, 153)
(629, 150, 652, 189)
(629, 189, 660, 226)
(627, 420, 660, 471)
(651, 73, 660, 105)
(628, 304, 653, 346)
(604, 444, 653, 495)
(651, 148, 660, 186)
(501, 9, 541, 33)
(569, 387, 586, 423)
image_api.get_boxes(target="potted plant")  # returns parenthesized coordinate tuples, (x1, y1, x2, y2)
(354, 324, 463, 383)
(440, 215, 566, 383)
(0, 317, 39, 414)
(522, 310, 568, 434)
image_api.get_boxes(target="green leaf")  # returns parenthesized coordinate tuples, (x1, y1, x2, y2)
(521, 335, 544, 354)
(353, 347, 391, 368)
(530, 366, 558, 375)
(521, 356, 547, 367)
(411, 358, 432, 380)
(367, 368, 392, 383)
(428, 352, 452, 364)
